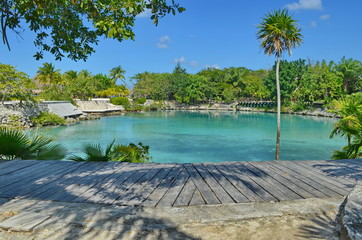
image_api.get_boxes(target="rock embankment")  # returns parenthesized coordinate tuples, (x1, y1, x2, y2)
(338, 185, 362, 240)
(0, 102, 47, 128)
(76, 99, 124, 114)
(144, 100, 338, 118)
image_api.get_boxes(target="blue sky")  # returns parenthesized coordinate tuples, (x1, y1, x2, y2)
(1, 0, 362, 85)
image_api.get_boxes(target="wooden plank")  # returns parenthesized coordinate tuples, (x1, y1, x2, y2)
(233, 162, 298, 201)
(267, 161, 341, 198)
(189, 189, 205, 206)
(84, 163, 152, 204)
(300, 160, 358, 183)
(223, 163, 281, 201)
(0, 160, 38, 175)
(279, 161, 351, 196)
(46, 162, 128, 202)
(276, 161, 347, 197)
(113, 164, 169, 205)
(305, 160, 362, 182)
(211, 164, 263, 202)
(0, 160, 41, 174)
(27, 162, 105, 200)
(142, 165, 183, 207)
(261, 161, 325, 198)
(173, 178, 196, 207)
(203, 164, 249, 203)
(95, 164, 158, 204)
(125, 164, 175, 206)
(156, 169, 189, 207)
(184, 164, 220, 205)
(247, 162, 304, 200)
(192, 163, 234, 204)
(18, 162, 87, 199)
(0, 161, 64, 193)
(71, 162, 131, 202)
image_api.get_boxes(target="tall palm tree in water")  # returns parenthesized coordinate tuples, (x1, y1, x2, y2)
(257, 9, 303, 160)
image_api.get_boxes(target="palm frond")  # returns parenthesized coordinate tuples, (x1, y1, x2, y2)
(68, 140, 115, 162)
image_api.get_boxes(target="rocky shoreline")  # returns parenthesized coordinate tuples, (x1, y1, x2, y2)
(144, 100, 339, 118)
(0, 100, 339, 129)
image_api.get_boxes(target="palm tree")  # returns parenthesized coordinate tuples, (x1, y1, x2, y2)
(36, 62, 62, 85)
(0, 127, 66, 160)
(109, 66, 126, 85)
(335, 57, 362, 94)
(329, 95, 362, 145)
(257, 9, 303, 160)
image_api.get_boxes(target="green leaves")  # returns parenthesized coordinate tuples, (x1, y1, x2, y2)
(68, 140, 151, 163)
(0, 127, 66, 160)
(257, 9, 303, 57)
(0, 64, 34, 104)
(1, 0, 185, 61)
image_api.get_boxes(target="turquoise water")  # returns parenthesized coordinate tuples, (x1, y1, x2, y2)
(33, 111, 345, 163)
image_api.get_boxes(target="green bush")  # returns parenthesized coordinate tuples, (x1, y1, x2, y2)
(0, 127, 66, 160)
(112, 142, 151, 163)
(134, 97, 147, 104)
(31, 112, 65, 126)
(145, 101, 164, 111)
(68, 140, 152, 163)
(110, 97, 130, 109)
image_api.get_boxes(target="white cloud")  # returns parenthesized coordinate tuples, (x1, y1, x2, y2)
(285, 0, 323, 10)
(174, 56, 186, 64)
(310, 20, 317, 27)
(189, 61, 199, 67)
(320, 14, 330, 20)
(137, 9, 152, 18)
(157, 35, 171, 49)
(205, 64, 221, 70)
(157, 43, 168, 49)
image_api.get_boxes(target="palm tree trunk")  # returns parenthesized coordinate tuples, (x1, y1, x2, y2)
(275, 55, 281, 160)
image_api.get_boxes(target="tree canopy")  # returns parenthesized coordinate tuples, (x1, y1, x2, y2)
(0, 0, 185, 61)
(0, 63, 34, 104)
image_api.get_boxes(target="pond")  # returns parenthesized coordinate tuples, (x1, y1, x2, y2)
(33, 111, 345, 163)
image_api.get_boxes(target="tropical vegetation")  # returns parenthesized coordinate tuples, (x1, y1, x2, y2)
(329, 93, 362, 159)
(1, 0, 185, 61)
(0, 127, 66, 160)
(31, 112, 66, 127)
(68, 140, 151, 163)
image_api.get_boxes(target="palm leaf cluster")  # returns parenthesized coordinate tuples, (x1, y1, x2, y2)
(329, 94, 362, 159)
(0, 127, 66, 160)
(68, 140, 151, 163)
(257, 9, 303, 57)
(69, 140, 115, 162)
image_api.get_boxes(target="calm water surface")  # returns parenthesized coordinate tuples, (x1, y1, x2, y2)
(33, 111, 345, 163)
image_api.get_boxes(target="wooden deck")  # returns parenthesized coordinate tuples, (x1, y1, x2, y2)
(0, 159, 361, 207)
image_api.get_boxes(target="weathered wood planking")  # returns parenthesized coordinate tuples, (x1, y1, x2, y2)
(0, 159, 359, 207)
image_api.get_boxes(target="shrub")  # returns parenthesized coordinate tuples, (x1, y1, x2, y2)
(68, 140, 152, 163)
(112, 142, 151, 163)
(110, 97, 130, 109)
(0, 127, 66, 160)
(31, 112, 65, 126)
(134, 97, 146, 105)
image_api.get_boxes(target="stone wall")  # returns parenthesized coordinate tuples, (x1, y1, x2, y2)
(0, 102, 46, 128)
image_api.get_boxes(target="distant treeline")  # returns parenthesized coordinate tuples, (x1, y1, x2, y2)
(1, 57, 361, 111)
(133, 57, 362, 110)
